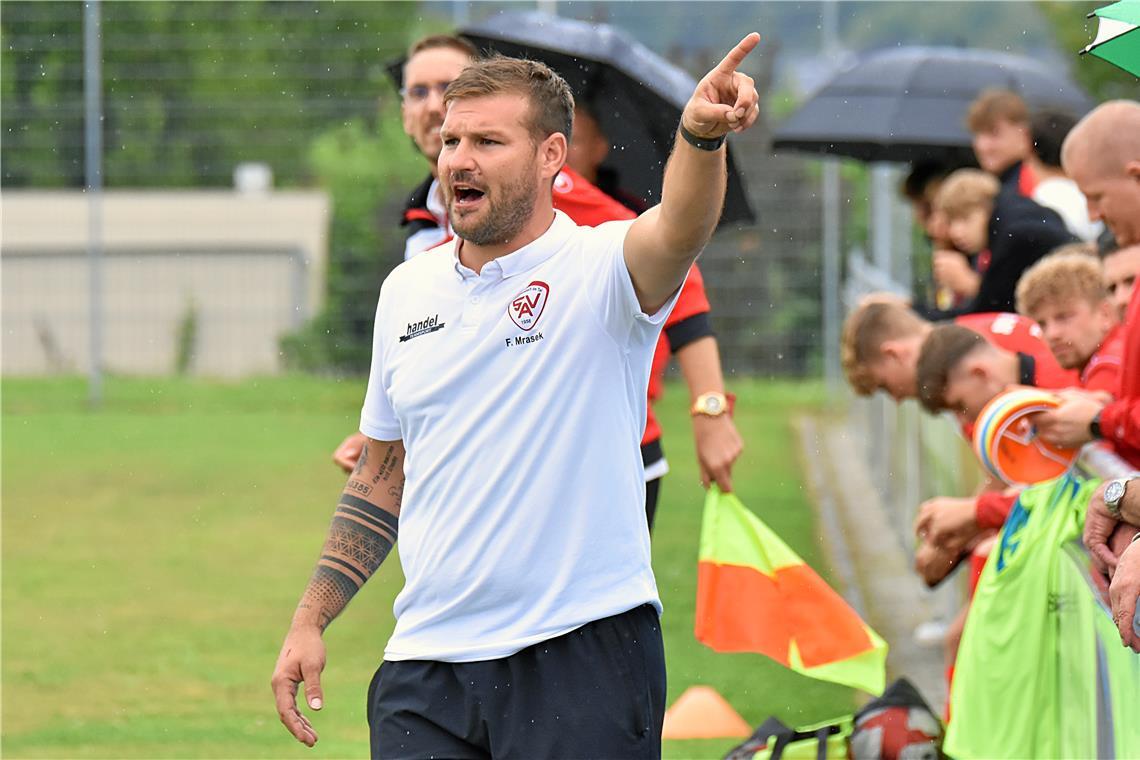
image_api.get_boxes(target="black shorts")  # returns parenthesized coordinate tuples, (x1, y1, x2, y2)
(367, 604, 666, 759)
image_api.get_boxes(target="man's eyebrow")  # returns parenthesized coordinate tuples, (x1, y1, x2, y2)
(440, 127, 513, 141)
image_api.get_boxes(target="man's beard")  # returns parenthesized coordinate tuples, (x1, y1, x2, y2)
(450, 171, 538, 247)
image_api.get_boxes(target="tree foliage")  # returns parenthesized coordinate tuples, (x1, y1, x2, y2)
(1, 0, 420, 187)
(1038, 1, 1139, 101)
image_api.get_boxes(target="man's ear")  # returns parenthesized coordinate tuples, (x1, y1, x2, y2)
(1125, 158, 1140, 181)
(961, 352, 988, 380)
(539, 133, 568, 181)
(880, 340, 903, 361)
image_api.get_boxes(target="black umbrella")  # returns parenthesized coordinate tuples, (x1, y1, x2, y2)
(772, 46, 1094, 164)
(451, 11, 755, 226)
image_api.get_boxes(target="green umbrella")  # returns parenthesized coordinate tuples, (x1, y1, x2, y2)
(1081, 1, 1140, 77)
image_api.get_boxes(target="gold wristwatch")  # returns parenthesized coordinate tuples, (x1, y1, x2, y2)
(691, 391, 730, 418)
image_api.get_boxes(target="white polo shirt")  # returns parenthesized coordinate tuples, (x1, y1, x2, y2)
(360, 210, 675, 662)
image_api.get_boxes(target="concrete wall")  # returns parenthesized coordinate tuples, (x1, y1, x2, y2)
(2, 191, 329, 377)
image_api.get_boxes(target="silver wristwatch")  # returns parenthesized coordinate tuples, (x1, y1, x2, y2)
(1104, 477, 1131, 519)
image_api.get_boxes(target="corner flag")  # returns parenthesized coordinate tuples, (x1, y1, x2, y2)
(695, 488, 887, 694)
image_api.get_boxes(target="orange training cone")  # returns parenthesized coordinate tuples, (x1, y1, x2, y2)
(661, 685, 752, 740)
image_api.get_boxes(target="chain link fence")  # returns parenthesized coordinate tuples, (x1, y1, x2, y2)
(2, 0, 847, 380)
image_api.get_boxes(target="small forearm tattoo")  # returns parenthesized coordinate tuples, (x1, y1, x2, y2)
(347, 478, 372, 496)
(371, 444, 400, 484)
(352, 440, 370, 476)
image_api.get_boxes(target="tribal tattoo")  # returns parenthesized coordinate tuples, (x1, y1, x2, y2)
(298, 439, 403, 630)
(300, 494, 398, 629)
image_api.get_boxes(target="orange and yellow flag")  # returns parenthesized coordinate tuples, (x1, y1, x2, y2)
(695, 488, 887, 695)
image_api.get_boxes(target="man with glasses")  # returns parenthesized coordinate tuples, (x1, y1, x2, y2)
(396, 35, 479, 260)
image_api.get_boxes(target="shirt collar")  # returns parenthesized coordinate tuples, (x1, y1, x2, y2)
(450, 210, 575, 281)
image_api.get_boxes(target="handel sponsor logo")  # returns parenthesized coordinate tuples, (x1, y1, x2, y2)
(399, 313, 445, 343)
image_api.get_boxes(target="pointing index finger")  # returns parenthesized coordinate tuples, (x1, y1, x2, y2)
(716, 32, 761, 75)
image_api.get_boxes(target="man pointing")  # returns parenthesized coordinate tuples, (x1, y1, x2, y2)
(271, 35, 762, 759)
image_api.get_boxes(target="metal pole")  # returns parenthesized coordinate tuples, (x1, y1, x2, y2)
(821, 0, 841, 391)
(84, 0, 104, 407)
(871, 164, 893, 274)
(822, 161, 841, 390)
(536, 0, 557, 15)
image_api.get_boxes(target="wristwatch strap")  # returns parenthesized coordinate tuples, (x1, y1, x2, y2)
(679, 124, 726, 152)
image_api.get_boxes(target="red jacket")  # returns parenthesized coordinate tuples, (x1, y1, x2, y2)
(643, 266, 712, 446)
(1099, 288, 1140, 468)
(1081, 323, 1124, 398)
(975, 319, 1130, 529)
(953, 312, 1080, 439)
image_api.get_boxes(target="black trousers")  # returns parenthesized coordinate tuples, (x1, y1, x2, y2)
(367, 604, 666, 760)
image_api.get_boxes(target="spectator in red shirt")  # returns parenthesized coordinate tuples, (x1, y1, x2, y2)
(1033, 100, 1140, 647)
(841, 294, 1076, 405)
(1015, 248, 1123, 398)
(1036, 102, 1140, 468)
(917, 250, 1126, 559)
(1103, 243, 1140, 322)
(911, 323, 1083, 580)
(916, 323, 1078, 442)
(843, 297, 1077, 579)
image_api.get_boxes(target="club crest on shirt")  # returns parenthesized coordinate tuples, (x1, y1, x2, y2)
(508, 280, 549, 331)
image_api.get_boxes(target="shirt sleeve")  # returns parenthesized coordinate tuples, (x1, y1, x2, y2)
(1099, 397, 1140, 454)
(359, 280, 402, 441)
(976, 491, 1018, 531)
(1082, 356, 1122, 397)
(580, 219, 682, 347)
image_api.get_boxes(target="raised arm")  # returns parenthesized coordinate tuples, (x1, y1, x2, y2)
(271, 437, 405, 747)
(624, 32, 761, 313)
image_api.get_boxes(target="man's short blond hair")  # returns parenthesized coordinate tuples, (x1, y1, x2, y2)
(934, 169, 1000, 219)
(841, 294, 927, 395)
(1015, 249, 1108, 318)
(966, 88, 1029, 133)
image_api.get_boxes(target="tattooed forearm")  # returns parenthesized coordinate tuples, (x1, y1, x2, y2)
(298, 495, 398, 630)
(294, 438, 405, 631)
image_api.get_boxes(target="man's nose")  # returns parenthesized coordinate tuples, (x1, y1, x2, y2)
(449, 139, 476, 170)
(1086, 197, 1102, 223)
(426, 87, 447, 114)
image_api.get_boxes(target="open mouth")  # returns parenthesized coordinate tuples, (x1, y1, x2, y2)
(453, 185, 486, 207)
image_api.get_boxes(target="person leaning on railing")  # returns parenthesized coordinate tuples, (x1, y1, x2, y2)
(1034, 100, 1140, 652)
(1084, 476, 1140, 652)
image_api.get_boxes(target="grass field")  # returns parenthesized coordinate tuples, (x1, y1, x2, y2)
(2, 376, 855, 758)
